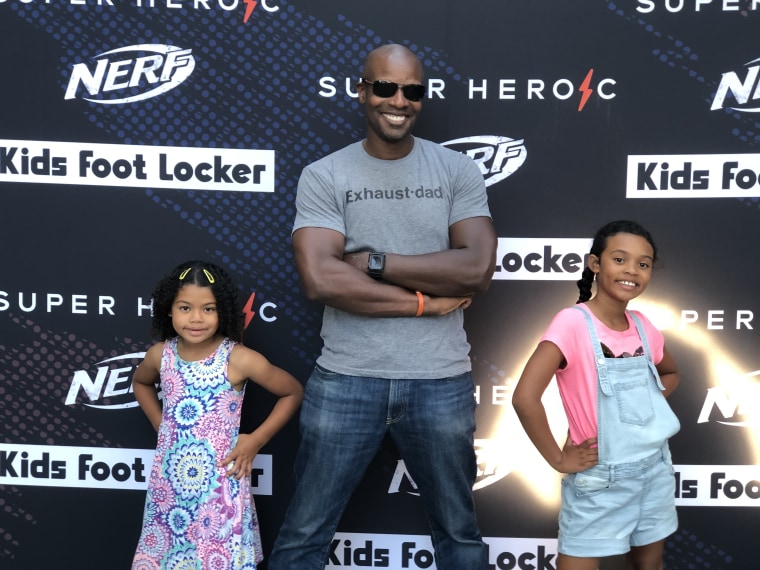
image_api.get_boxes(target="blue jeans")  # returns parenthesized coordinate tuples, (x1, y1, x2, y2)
(268, 365, 487, 570)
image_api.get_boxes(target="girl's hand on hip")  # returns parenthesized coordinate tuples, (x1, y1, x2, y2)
(557, 437, 598, 473)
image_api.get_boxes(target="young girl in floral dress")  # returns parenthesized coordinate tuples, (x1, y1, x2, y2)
(131, 260, 302, 569)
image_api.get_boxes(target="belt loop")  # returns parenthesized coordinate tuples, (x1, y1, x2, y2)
(609, 464, 616, 484)
(662, 443, 672, 465)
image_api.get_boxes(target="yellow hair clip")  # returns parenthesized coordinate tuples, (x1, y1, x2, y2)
(203, 269, 215, 284)
(178, 267, 192, 280)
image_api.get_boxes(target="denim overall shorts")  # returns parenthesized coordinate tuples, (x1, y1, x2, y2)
(558, 307, 680, 557)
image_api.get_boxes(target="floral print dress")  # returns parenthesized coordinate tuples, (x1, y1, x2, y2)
(133, 338, 262, 569)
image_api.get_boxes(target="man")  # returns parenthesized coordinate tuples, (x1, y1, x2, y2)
(269, 43, 496, 570)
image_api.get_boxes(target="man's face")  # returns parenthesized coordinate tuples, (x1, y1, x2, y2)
(358, 51, 424, 146)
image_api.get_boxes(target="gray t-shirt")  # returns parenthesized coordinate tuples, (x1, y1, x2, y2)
(293, 137, 491, 379)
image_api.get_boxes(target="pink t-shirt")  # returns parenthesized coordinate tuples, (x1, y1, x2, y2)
(540, 304, 664, 446)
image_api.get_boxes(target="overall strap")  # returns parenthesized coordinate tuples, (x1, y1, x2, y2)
(627, 311, 666, 390)
(570, 306, 612, 396)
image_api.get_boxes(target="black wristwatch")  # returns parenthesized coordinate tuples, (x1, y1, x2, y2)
(367, 252, 386, 279)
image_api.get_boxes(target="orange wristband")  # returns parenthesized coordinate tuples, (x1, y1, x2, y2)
(415, 291, 424, 317)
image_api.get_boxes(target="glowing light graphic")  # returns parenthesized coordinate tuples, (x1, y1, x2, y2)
(490, 298, 760, 503)
(635, 299, 760, 463)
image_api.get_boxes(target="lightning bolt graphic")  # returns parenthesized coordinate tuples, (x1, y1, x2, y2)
(578, 68, 594, 112)
(243, 292, 256, 329)
(243, 0, 257, 23)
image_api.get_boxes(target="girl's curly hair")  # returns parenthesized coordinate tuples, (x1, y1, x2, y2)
(149, 260, 244, 342)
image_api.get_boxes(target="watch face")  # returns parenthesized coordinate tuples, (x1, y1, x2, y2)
(368, 252, 385, 275)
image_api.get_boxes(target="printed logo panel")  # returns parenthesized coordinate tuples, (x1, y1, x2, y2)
(493, 238, 592, 281)
(626, 153, 760, 198)
(65, 45, 195, 104)
(0, 139, 275, 192)
(326, 533, 559, 570)
(441, 136, 527, 187)
(0, 444, 274, 494)
(675, 464, 760, 507)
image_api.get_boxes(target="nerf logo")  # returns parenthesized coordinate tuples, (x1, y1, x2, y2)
(441, 135, 527, 187)
(387, 438, 510, 495)
(711, 57, 760, 112)
(697, 370, 760, 426)
(64, 44, 195, 104)
(65, 353, 147, 409)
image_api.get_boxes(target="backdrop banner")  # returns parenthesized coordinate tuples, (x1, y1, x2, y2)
(1, 1, 758, 568)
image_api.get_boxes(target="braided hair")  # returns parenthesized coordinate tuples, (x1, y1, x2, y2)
(149, 260, 244, 342)
(576, 220, 658, 304)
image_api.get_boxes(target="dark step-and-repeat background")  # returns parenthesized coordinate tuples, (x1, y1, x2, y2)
(1, 1, 759, 568)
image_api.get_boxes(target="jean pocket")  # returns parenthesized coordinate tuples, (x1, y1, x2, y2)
(566, 470, 611, 497)
(613, 377, 654, 425)
(314, 364, 341, 379)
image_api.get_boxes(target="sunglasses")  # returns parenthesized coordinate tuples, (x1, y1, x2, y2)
(600, 343, 644, 359)
(361, 79, 426, 102)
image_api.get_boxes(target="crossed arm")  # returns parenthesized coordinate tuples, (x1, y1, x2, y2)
(292, 216, 497, 317)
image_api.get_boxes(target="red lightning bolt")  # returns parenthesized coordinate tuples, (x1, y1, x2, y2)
(578, 68, 594, 112)
(243, 292, 256, 329)
(243, 0, 257, 23)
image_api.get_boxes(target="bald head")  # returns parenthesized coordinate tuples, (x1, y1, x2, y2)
(361, 44, 424, 82)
